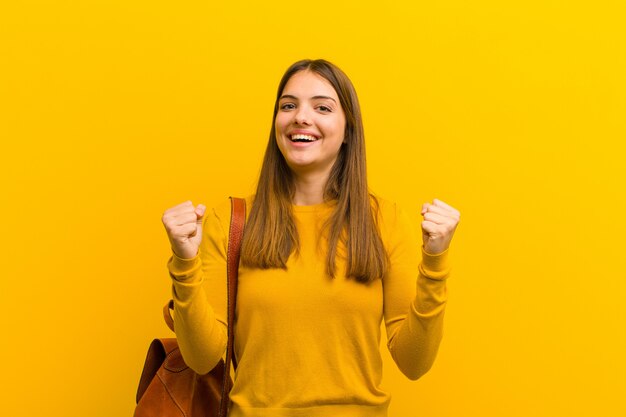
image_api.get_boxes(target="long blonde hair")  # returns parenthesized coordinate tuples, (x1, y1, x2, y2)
(240, 59, 388, 283)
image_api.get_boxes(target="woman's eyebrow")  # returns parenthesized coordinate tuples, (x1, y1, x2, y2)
(312, 95, 337, 103)
(279, 94, 337, 103)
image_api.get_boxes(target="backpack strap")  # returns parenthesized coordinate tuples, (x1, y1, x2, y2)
(220, 196, 246, 417)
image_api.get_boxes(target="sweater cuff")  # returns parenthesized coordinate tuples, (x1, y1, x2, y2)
(419, 246, 451, 280)
(167, 253, 202, 281)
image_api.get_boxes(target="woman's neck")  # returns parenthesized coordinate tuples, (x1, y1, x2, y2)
(291, 170, 330, 206)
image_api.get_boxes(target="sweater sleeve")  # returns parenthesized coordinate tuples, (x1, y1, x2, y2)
(166, 203, 230, 375)
(382, 203, 451, 381)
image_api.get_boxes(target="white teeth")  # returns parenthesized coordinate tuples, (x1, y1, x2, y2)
(290, 134, 318, 142)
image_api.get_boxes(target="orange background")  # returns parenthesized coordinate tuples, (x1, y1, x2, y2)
(1, 1, 625, 416)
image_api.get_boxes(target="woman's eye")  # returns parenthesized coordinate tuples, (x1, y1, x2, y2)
(280, 103, 295, 110)
(318, 106, 332, 112)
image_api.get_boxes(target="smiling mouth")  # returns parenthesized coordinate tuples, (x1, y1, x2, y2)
(290, 134, 320, 143)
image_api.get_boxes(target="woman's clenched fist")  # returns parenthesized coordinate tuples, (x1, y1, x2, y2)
(420, 199, 461, 255)
(162, 201, 206, 259)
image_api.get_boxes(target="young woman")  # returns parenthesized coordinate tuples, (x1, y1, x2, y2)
(162, 59, 460, 417)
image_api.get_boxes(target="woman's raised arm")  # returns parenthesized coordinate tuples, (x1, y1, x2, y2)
(163, 200, 231, 375)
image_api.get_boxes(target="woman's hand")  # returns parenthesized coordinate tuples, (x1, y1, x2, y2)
(420, 199, 460, 255)
(162, 201, 206, 259)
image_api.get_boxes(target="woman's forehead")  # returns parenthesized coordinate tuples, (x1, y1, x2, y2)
(281, 70, 338, 99)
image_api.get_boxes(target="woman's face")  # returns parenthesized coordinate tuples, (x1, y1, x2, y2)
(275, 70, 346, 177)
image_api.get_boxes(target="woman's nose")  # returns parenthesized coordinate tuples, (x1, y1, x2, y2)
(294, 107, 311, 125)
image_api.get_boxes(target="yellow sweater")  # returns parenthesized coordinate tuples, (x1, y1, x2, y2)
(167, 195, 450, 417)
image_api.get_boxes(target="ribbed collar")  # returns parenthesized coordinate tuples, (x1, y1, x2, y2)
(291, 199, 338, 213)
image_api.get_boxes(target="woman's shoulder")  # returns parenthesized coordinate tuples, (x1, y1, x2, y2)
(210, 194, 255, 226)
(369, 194, 418, 237)
(369, 193, 400, 221)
